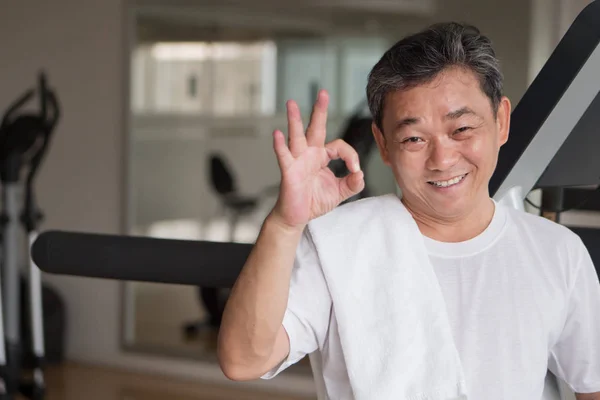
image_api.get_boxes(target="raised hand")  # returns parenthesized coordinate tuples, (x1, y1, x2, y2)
(270, 90, 365, 230)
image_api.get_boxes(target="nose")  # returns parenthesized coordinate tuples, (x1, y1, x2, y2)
(426, 138, 460, 171)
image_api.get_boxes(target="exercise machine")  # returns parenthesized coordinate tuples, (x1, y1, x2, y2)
(491, 3, 600, 397)
(491, 0, 600, 211)
(0, 72, 60, 399)
(30, 1, 600, 400)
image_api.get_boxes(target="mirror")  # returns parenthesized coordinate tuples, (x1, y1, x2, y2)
(121, 0, 428, 376)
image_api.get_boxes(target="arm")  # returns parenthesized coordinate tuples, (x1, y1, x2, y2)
(548, 235, 600, 395)
(576, 393, 600, 400)
(217, 213, 303, 381)
(217, 90, 362, 382)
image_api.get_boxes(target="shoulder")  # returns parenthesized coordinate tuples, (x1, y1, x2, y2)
(310, 194, 403, 226)
(503, 205, 582, 244)
(501, 205, 588, 266)
(307, 194, 404, 235)
(497, 205, 594, 295)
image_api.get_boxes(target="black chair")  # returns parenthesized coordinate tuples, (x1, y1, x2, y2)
(208, 154, 264, 238)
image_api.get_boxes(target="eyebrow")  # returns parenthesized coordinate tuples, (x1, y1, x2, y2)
(445, 107, 480, 120)
(394, 117, 420, 129)
(393, 107, 481, 131)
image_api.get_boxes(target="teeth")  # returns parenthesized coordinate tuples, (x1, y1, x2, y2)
(430, 174, 466, 188)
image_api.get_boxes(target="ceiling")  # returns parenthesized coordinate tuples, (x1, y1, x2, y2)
(132, 0, 436, 43)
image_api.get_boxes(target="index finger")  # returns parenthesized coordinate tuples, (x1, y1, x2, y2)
(306, 89, 329, 147)
(287, 99, 307, 157)
(325, 139, 361, 173)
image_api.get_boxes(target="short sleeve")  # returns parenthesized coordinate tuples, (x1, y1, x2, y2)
(261, 227, 332, 379)
(548, 237, 600, 393)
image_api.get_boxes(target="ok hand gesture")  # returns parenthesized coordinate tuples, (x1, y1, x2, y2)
(271, 90, 365, 230)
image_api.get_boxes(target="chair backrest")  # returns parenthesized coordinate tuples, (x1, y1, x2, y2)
(209, 153, 236, 195)
(328, 116, 375, 176)
(342, 116, 374, 160)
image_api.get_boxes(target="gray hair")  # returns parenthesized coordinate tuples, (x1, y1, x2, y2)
(366, 22, 503, 132)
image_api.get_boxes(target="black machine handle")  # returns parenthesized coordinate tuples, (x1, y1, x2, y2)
(0, 71, 61, 232)
(31, 230, 252, 288)
(0, 90, 34, 132)
(0, 71, 60, 173)
(26, 73, 60, 187)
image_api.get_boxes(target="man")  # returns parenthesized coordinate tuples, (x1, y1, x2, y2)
(217, 22, 600, 399)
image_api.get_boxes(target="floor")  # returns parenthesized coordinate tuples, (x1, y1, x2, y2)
(132, 282, 217, 356)
(130, 281, 311, 373)
(22, 362, 315, 400)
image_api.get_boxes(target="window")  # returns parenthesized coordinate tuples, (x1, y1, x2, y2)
(131, 41, 277, 116)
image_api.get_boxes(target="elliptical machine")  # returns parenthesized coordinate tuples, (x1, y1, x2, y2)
(0, 72, 60, 399)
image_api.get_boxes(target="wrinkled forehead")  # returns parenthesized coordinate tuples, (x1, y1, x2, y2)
(382, 71, 493, 125)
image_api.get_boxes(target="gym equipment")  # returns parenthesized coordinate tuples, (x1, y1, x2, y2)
(30, 2, 600, 400)
(19, 277, 66, 368)
(490, 0, 600, 209)
(31, 230, 251, 287)
(0, 72, 60, 399)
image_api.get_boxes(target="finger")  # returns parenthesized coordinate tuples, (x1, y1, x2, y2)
(286, 100, 306, 157)
(306, 89, 329, 147)
(325, 139, 361, 174)
(339, 170, 365, 200)
(273, 129, 293, 171)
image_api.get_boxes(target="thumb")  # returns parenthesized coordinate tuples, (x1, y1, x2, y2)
(338, 170, 365, 200)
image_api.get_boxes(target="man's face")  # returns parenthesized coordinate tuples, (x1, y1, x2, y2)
(373, 66, 511, 220)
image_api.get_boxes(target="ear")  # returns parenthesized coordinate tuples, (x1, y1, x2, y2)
(496, 96, 511, 146)
(372, 121, 391, 166)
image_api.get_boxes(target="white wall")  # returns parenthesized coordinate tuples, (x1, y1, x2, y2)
(0, 0, 314, 395)
(2, 0, 589, 395)
(0, 0, 126, 364)
(558, 0, 595, 37)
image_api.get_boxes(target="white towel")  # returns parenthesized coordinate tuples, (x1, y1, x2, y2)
(307, 193, 468, 400)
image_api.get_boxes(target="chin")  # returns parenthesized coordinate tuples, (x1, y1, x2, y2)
(425, 189, 478, 214)
(403, 195, 463, 219)
(424, 194, 467, 213)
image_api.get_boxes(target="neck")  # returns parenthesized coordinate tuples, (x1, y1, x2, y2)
(403, 195, 495, 243)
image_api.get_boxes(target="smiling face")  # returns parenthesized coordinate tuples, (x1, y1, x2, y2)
(372, 66, 511, 222)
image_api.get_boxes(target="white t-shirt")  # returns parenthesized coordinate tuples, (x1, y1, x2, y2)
(262, 201, 600, 399)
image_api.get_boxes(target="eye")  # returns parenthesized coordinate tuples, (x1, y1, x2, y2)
(402, 137, 423, 143)
(455, 126, 472, 134)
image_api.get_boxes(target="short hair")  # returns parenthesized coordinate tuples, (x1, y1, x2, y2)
(366, 22, 503, 132)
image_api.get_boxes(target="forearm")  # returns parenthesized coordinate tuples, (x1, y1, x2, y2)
(217, 212, 303, 377)
(576, 392, 600, 400)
